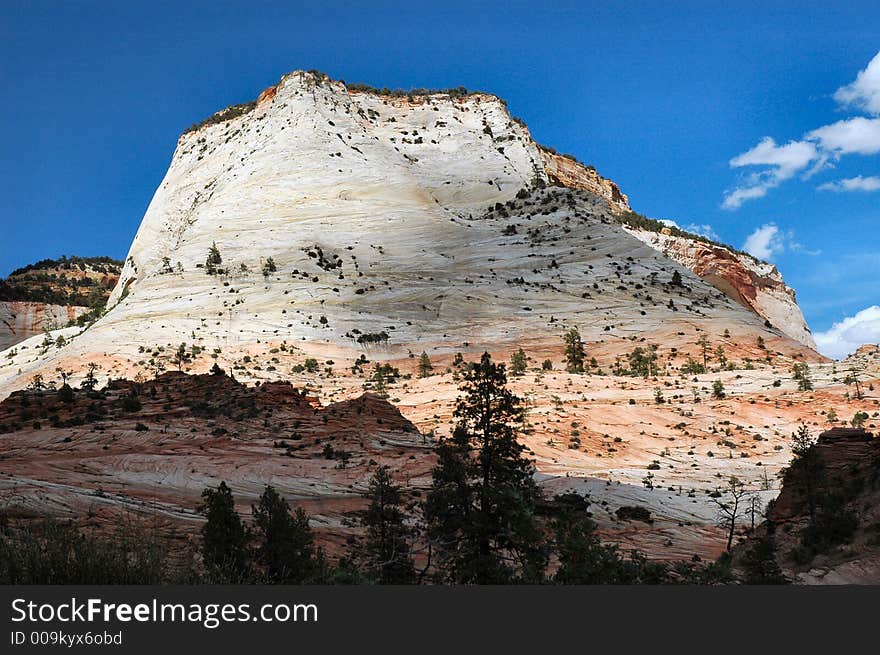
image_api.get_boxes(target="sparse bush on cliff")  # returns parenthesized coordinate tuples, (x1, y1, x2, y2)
(184, 101, 257, 135)
(356, 331, 389, 345)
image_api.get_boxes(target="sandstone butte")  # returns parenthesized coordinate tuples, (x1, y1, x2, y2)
(1, 70, 878, 581)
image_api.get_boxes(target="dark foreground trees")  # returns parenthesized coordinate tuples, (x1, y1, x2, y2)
(252, 485, 323, 583)
(0, 517, 170, 584)
(200, 481, 250, 581)
(425, 352, 546, 583)
(362, 466, 416, 584)
(551, 494, 666, 584)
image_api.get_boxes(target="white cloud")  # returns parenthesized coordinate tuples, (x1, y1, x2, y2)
(722, 138, 818, 209)
(723, 50, 880, 208)
(684, 223, 720, 240)
(722, 184, 772, 210)
(834, 50, 880, 116)
(806, 117, 880, 155)
(742, 223, 785, 260)
(818, 175, 880, 192)
(814, 305, 880, 359)
(657, 219, 719, 241)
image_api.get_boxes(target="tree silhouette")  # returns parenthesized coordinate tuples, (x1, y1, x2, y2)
(712, 476, 748, 551)
(425, 352, 546, 583)
(252, 485, 320, 583)
(200, 482, 250, 580)
(362, 467, 415, 584)
(417, 352, 433, 378)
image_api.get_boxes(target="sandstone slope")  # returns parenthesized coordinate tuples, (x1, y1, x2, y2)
(1, 70, 862, 567)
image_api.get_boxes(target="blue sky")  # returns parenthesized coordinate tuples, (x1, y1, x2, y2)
(1, 1, 879, 356)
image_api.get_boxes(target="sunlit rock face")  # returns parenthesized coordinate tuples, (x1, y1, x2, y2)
(0, 70, 817, 397)
(626, 229, 816, 349)
(0, 302, 87, 350)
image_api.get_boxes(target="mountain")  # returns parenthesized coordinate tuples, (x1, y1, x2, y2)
(0, 256, 121, 350)
(3, 70, 871, 572)
(0, 70, 816, 394)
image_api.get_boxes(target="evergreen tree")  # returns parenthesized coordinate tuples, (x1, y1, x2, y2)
(741, 532, 787, 584)
(200, 482, 250, 580)
(80, 362, 99, 391)
(252, 485, 319, 583)
(362, 467, 415, 584)
(789, 425, 823, 520)
(792, 362, 813, 391)
(509, 348, 527, 376)
(425, 352, 546, 583)
(697, 334, 710, 370)
(552, 494, 667, 584)
(417, 351, 433, 378)
(172, 342, 190, 371)
(205, 242, 223, 275)
(628, 344, 658, 378)
(563, 328, 585, 373)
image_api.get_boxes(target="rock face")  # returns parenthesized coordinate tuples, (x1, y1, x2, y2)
(539, 147, 630, 212)
(752, 428, 880, 584)
(0, 302, 88, 350)
(0, 70, 821, 397)
(624, 229, 816, 349)
(0, 370, 429, 551)
(0, 257, 121, 350)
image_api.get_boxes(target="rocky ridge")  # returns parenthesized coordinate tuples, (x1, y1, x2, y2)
(0, 257, 121, 350)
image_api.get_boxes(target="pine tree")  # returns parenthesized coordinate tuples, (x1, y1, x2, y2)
(790, 424, 823, 520)
(792, 362, 813, 391)
(172, 342, 190, 371)
(252, 485, 319, 583)
(741, 532, 787, 584)
(200, 482, 250, 580)
(362, 467, 415, 584)
(205, 242, 223, 275)
(425, 352, 546, 583)
(697, 334, 710, 369)
(417, 352, 433, 378)
(509, 348, 527, 376)
(80, 362, 99, 391)
(563, 328, 585, 373)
